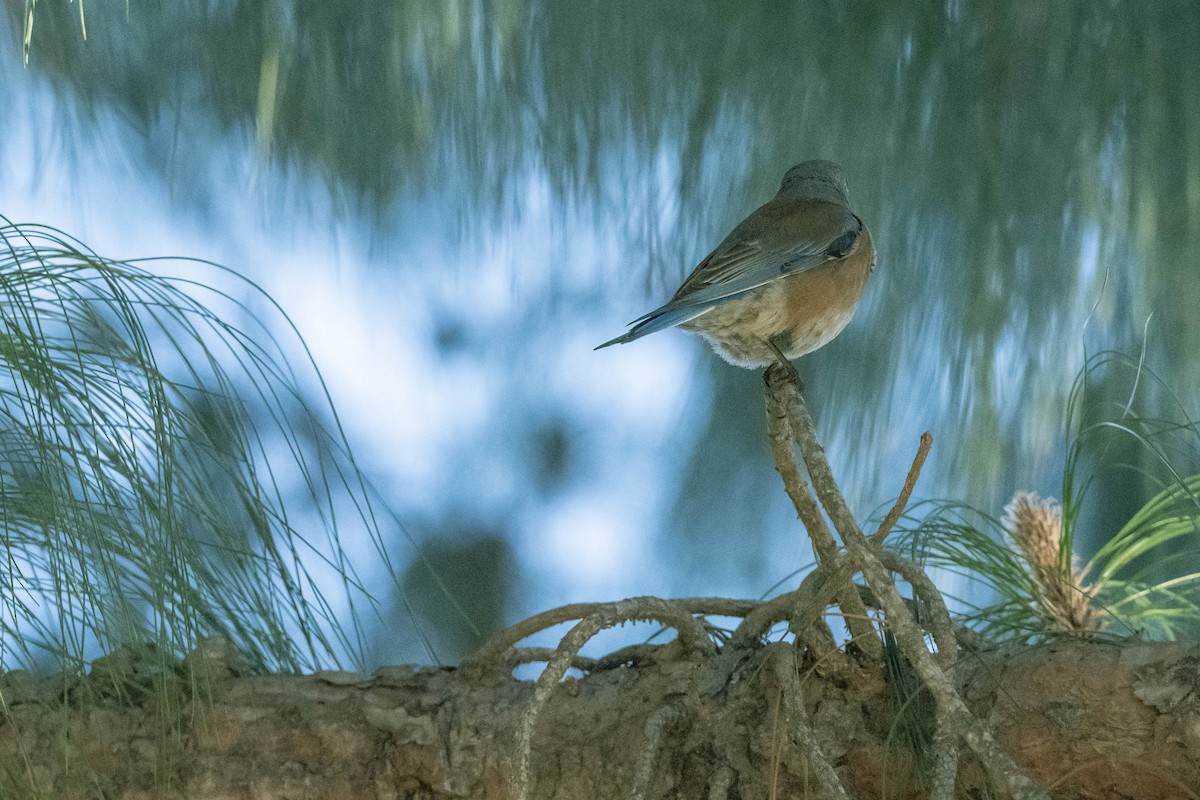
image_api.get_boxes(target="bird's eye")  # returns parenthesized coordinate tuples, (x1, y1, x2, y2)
(827, 227, 859, 258)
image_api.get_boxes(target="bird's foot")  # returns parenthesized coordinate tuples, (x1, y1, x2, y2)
(766, 337, 804, 393)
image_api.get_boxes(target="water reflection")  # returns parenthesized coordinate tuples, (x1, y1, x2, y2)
(3, 1, 1200, 663)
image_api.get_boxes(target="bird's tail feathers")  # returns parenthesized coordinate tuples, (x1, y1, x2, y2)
(594, 303, 708, 350)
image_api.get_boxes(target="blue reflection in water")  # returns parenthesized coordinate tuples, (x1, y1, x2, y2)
(2, 2, 1200, 665)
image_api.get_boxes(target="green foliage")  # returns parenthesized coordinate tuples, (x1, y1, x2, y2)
(0, 219, 404, 673)
(894, 351, 1200, 642)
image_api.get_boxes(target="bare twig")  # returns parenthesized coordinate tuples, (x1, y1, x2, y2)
(880, 552, 957, 669)
(671, 597, 763, 617)
(465, 596, 715, 677)
(463, 601, 618, 673)
(871, 431, 933, 546)
(493, 644, 661, 672)
(732, 555, 853, 649)
(506, 597, 716, 800)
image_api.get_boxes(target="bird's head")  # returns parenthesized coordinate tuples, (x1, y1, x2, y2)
(778, 160, 850, 206)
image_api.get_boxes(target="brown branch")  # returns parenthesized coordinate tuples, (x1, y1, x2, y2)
(871, 430, 933, 546)
(763, 367, 837, 553)
(732, 555, 854, 667)
(763, 365, 880, 656)
(494, 644, 661, 672)
(929, 717, 960, 800)
(771, 645, 853, 800)
(879, 552, 957, 669)
(508, 597, 717, 800)
(776, 367, 1049, 800)
(2, 639, 1197, 797)
(464, 596, 716, 677)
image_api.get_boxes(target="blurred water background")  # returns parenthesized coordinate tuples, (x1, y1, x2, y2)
(2, 1, 1199, 666)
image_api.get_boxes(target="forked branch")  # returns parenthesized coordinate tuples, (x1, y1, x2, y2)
(765, 362, 1048, 800)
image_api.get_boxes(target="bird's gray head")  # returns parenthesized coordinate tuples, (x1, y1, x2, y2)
(778, 160, 850, 205)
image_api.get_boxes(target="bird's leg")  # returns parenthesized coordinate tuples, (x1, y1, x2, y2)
(767, 335, 803, 393)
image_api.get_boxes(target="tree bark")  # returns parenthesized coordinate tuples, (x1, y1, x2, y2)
(0, 639, 1196, 799)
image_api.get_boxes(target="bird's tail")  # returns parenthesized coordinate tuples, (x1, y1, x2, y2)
(594, 302, 707, 350)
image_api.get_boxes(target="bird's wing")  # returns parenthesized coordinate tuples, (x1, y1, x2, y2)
(595, 200, 863, 350)
(659, 200, 862, 313)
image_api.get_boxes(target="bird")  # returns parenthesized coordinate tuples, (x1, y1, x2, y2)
(595, 160, 875, 369)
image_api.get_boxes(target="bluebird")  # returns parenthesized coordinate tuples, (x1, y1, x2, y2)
(596, 160, 875, 368)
